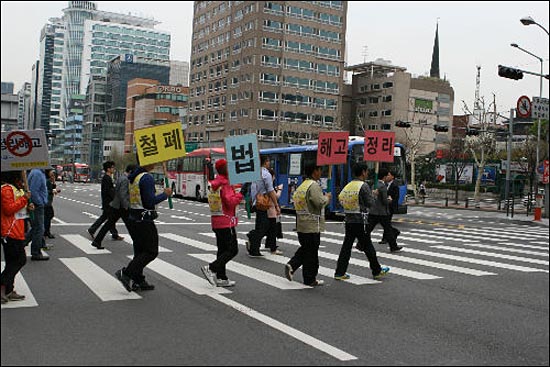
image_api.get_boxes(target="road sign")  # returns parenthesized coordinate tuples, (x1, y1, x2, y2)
(1, 129, 50, 171)
(532, 97, 549, 120)
(516, 95, 532, 118)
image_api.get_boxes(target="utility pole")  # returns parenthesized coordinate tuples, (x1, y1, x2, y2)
(504, 108, 514, 215)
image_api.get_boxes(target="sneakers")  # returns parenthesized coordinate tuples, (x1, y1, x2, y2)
(270, 249, 283, 255)
(334, 273, 351, 281)
(31, 254, 49, 261)
(200, 265, 216, 286)
(87, 229, 95, 240)
(6, 290, 26, 301)
(91, 242, 105, 250)
(215, 279, 236, 287)
(374, 266, 391, 279)
(112, 235, 125, 241)
(115, 268, 133, 292)
(248, 252, 264, 258)
(41, 244, 53, 251)
(284, 263, 293, 281)
(390, 246, 403, 253)
(308, 280, 324, 287)
(133, 280, 155, 291)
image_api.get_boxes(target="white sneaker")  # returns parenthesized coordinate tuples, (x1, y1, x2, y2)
(284, 263, 293, 281)
(309, 280, 324, 287)
(215, 279, 236, 287)
(270, 249, 283, 255)
(200, 265, 216, 286)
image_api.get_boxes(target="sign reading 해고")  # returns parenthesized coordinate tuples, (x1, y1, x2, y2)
(1, 129, 50, 171)
(224, 133, 261, 185)
(364, 131, 395, 162)
(317, 131, 349, 165)
(134, 122, 186, 166)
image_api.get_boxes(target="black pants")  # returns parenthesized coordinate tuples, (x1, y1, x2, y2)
(336, 222, 382, 277)
(264, 218, 278, 251)
(246, 210, 270, 254)
(93, 208, 128, 245)
(1, 238, 26, 294)
(89, 209, 118, 237)
(210, 227, 239, 280)
(381, 213, 400, 242)
(44, 205, 54, 236)
(288, 232, 320, 285)
(366, 215, 399, 251)
(125, 220, 158, 283)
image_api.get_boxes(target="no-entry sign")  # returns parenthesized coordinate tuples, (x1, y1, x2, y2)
(1, 129, 50, 171)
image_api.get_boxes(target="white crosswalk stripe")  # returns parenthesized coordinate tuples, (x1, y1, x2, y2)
(430, 246, 549, 266)
(61, 234, 112, 254)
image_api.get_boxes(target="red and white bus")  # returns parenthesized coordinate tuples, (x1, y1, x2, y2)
(61, 163, 91, 183)
(166, 147, 225, 200)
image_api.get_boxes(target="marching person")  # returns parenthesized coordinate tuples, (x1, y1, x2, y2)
(245, 155, 280, 257)
(334, 162, 390, 281)
(264, 168, 283, 255)
(1, 171, 33, 303)
(201, 159, 243, 287)
(380, 170, 401, 245)
(115, 162, 172, 292)
(90, 164, 135, 249)
(284, 164, 330, 287)
(88, 161, 124, 246)
(44, 169, 60, 239)
(360, 167, 403, 253)
(27, 168, 49, 260)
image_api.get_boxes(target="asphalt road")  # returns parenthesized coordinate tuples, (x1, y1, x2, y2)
(1, 182, 549, 366)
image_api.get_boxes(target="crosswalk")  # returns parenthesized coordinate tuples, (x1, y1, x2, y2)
(2, 224, 548, 310)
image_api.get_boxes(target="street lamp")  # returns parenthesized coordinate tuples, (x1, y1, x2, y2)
(520, 16, 550, 36)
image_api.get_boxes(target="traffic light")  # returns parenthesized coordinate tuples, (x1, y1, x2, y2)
(466, 128, 480, 136)
(433, 124, 449, 132)
(498, 65, 524, 80)
(395, 120, 411, 128)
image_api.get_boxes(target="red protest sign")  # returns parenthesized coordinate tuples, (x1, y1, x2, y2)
(364, 131, 395, 162)
(317, 131, 349, 165)
(543, 160, 549, 185)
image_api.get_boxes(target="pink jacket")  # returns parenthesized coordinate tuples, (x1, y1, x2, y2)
(210, 174, 243, 229)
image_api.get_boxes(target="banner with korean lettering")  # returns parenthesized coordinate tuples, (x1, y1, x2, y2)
(134, 122, 186, 166)
(224, 133, 261, 185)
(364, 131, 395, 162)
(316, 131, 349, 165)
(1, 129, 50, 171)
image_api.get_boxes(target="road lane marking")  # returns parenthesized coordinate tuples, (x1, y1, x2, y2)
(434, 242, 548, 257)
(61, 234, 111, 254)
(431, 246, 549, 266)
(122, 237, 172, 253)
(160, 233, 218, 252)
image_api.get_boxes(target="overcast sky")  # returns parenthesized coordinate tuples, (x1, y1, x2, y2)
(1, 1, 548, 115)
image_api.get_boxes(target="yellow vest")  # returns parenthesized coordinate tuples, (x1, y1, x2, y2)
(338, 180, 364, 214)
(1, 184, 28, 219)
(129, 172, 148, 210)
(208, 187, 223, 216)
(293, 179, 316, 216)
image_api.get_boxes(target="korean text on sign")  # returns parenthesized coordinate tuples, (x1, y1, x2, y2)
(363, 131, 395, 162)
(317, 131, 349, 165)
(1, 129, 50, 171)
(224, 134, 261, 185)
(134, 122, 186, 166)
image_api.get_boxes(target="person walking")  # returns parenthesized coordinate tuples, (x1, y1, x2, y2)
(360, 168, 402, 253)
(115, 163, 172, 292)
(200, 159, 243, 287)
(87, 161, 124, 246)
(284, 164, 330, 287)
(334, 162, 390, 281)
(90, 164, 135, 249)
(1, 171, 33, 303)
(379, 170, 401, 245)
(264, 168, 283, 255)
(44, 169, 60, 239)
(245, 155, 281, 257)
(27, 168, 49, 261)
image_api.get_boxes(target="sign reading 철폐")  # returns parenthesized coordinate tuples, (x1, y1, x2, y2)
(317, 131, 349, 165)
(134, 122, 186, 166)
(224, 133, 261, 185)
(364, 131, 395, 163)
(1, 129, 50, 171)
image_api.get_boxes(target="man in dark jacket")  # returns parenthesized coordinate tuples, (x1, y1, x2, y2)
(380, 170, 401, 245)
(88, 161, 124, 246)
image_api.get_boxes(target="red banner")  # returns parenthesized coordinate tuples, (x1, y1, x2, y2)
(316, 131, 349, 165)
(364, 131, 395, 162)
(543, 160, 549, 185)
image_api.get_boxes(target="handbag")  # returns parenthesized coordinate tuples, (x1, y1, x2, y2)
(255, 177, 271, 211)
(276, 216, 283, 239)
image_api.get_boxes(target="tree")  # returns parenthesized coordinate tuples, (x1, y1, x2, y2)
(446, 137, 471, 204)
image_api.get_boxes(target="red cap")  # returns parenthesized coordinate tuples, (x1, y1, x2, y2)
(215, 159, 227, 172)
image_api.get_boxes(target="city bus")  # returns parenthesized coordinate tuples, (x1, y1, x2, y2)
(61, 163, 91, 183)
(166, 147, 225, 200)
(261, 137, 408, 215)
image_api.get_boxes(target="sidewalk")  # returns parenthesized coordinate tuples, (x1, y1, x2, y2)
(408, 199, 549, 227)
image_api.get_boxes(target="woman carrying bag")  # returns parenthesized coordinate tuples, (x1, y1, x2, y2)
(265, 168, 283, 255)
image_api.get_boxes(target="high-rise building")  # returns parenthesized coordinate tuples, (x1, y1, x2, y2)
(187, 1, 347, 145)
(1, 82, 14, 95)
(17, 82, 32, 130)
(1, 91, 18, 131)
(170, 60, 190, 86)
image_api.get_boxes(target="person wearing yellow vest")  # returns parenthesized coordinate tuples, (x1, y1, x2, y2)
(284, 165, 330, 287)
(1, 171, 33, 303)
(334, 162, 390, 281)
(115, 164, 172, 292)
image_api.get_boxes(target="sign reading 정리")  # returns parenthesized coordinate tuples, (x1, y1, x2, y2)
(364, 131, 395, 162)
(225, 133, 261, 185)
(1, 129, 50, 171)
(134, 122, 186, 166)
(317, 131, 349, 166)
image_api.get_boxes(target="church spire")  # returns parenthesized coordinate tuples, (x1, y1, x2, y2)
(430, 20, 440, 79)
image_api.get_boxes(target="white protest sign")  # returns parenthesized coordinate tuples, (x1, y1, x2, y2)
(1, 129, 50, 171)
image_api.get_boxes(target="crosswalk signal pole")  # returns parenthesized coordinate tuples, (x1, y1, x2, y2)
(504, 108, 514, 217)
